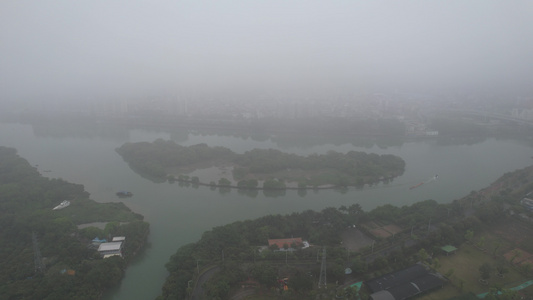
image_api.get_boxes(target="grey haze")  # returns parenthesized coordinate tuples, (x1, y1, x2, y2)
(1, 1, 532, 108)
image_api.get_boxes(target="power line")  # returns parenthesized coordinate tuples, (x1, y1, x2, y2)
(318, 246, 327, 289)
(32, 232, 45, 274)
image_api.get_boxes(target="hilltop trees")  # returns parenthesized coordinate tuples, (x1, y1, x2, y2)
(116, 140, 406, 188)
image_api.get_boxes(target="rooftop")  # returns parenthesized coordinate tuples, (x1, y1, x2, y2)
(268, 238, 303, 249)
(103, 253, 122, 259)
(441, 245, 458, 254)
(366, 264, 445, 300)
(98, 241, 123, 252)
(366, 264, 428, 293)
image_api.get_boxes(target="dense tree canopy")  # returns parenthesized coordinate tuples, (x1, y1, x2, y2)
(0, 147, 149, 299)
(155, 160, 533, 300)
(157, 197, 465, 300)
(116, 139, 405, 187)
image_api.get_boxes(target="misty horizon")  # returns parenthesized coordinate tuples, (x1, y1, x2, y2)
(2, 1, 533, 106)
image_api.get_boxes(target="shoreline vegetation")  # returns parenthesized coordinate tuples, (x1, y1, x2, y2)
(115, 139, 406, 190)
(0, 146, 149, 300)
(157, 164, 533, 300)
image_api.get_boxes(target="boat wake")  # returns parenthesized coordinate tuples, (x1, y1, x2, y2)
(426, 174, 438, 183)
(409, 175, 438, 190)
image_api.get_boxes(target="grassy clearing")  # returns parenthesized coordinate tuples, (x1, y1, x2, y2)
(53, 198, 143, 224)
(417, 285, 461, 300)
(418, 242, 527, 299)
(473, 230, 518, 258)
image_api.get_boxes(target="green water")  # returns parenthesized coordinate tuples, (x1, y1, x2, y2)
(0, 123, 532, 300)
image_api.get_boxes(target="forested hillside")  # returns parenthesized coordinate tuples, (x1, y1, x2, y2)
(157, 163, 533, 300)
(157, 200, 454, 300)
(0, 146, 149, 300)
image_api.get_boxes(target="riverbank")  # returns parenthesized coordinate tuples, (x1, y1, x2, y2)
(3, 122, 533, 300)
(161, 163, 533, 300)
(0, 146, 150, 300)
(168, 164, 400, 191)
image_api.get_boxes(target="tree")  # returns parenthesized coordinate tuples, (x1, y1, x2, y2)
(246, 179, 258, 188)
(348, 204, 363, 215)
(445, 268, 455, 278)
(521, 263, 532, 276)
(510, 249, 522, 264)
(418, 248, 429, 264)
(218, 178, 231, 186)
(476, 237, 486, 249)
(431, 258, 441, 271)
(79, 226, 105, 240)
(263, 178, 286, 190)
(342, 286, 358, 300)
(297, 182, 307, 189)
(237, 180, 248, 188)
(496, 263, 508, 278)
(251, 263, 277, 287)
(351, 255, 367, 274)
(290, 271, 313, 293)
(104, 221, 120, 237)
(205, 278, 230, 299)
(465, 229, 474, 243)
(492, 240, 503, 256)
(372, 257, 388, 270)
(479, 263, 492, 283)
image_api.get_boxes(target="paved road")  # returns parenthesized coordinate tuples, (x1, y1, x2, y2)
(191, 266, 220, 300)
(230, 288, 256, 300)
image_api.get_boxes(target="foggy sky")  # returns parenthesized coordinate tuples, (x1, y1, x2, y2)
(1, 1, 533, 104)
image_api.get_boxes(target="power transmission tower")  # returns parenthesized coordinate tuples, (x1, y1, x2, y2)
(32, 232, 45, 274)
(318, 246, 327, 289)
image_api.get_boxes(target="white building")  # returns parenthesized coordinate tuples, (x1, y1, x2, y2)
(97, 240, 124, 258)
(112, 236, 126, 242)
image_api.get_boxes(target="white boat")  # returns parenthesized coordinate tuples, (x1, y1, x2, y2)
(53, 200, 70, 210)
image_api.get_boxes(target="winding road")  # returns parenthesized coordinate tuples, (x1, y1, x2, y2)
(191, 266, 220, 300)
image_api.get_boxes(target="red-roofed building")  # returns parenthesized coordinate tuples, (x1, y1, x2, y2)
(268, 238, 307, 251)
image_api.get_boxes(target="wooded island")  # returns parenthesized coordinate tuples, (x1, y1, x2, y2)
(116, 139, 405, 189)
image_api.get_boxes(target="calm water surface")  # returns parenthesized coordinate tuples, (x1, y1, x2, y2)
(0, 123, 532, 300)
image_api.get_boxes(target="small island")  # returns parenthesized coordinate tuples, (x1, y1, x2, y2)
(116, 191, 133, 198)
(116, 139, 405, 189)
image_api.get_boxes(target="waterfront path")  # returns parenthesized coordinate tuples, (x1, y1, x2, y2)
(477, 279, 533, 298)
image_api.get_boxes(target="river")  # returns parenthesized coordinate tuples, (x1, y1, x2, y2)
(0, 122, 532, 300)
